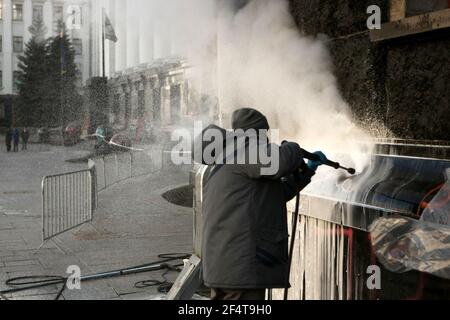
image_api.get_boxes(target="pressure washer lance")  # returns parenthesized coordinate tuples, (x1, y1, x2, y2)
(301, 149, 356, 175)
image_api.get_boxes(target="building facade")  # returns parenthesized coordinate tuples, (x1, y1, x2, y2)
(105, 59, 188, 133)
(0, 0, 198, 130)
(0, 0, 95, 127)
(94, 0, 207, 77)
(95, 0, 199, 131)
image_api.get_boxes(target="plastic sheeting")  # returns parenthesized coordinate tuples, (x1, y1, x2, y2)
(421, 171, 450, 226)
(369, 216, 450, 280)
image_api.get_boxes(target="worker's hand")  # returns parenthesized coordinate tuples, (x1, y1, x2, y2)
(307, 151, 328, 172)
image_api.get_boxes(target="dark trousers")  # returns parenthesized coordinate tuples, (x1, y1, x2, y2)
(6, 142, 11, 152)
(211, 288, 266, 301)
(13, 143, 19, 152)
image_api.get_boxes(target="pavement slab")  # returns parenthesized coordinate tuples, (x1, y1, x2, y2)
(0, 144, 193, 300)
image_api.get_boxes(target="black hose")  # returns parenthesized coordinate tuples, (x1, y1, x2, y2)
(5, 275, 66, 287)
(0, 253, 191, 300)
(134, 263, 184, 294)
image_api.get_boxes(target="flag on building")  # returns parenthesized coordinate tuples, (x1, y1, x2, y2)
(104, 11, 118, 43)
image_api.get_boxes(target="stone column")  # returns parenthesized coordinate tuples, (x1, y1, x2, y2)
(126, 0, 139, 68)
(3, 0, 13, 93)
(153, 78, 162, 123)
(43, 0, 54, 39)
(160, 77, 172, 125)
(153, 4, 171, 59)
(114, 84, 124, 125)
(142, 75, 154, 121)
(115, 0, 127, 71)
(178, 81, 187, 116)
(23, 0, 33, 44)
(91, 0, 102, 77)
(120, 83, 129, 128)
(138, 0, 153, 64)
(130, 80, 140, 122)
(108, 0, 116, 76)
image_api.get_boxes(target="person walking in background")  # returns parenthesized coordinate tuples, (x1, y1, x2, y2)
(12, 128, 20, 152)
(21, 128, 30, 151)
(5, 127, 13, 152)
(95, 125, 106, 150)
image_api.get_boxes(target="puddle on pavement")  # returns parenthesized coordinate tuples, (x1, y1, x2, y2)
(162, 185, 193, 208)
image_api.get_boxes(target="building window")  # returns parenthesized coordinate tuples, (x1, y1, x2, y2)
(73, 38, 82, 55)
(0, 102, 5, 120)
(54, 5, 63, 27)
(13, 71, 20, 91)
(33, 5, 43, 22)
(0, 71, 3, 89)
(68, 6, 83, 26)
(0, 2, 3, 20)
(0, 36, 2, 53)
(76, 63, 83, 77)
(13, 36, 23, 52)
(12, 3, 23, 21)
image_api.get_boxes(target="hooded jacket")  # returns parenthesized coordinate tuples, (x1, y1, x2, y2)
(194, 109, 315, 289)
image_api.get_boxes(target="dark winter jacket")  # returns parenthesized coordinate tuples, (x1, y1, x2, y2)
(194, 110, 315, 289)
(22, 129, 30, 143)
(12, 129, 20, 144)
(5, 129, 13, 144)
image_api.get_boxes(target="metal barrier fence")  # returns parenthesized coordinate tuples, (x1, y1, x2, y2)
(42, 169, 94, 242)
(89, 147, 165, 193)
(41, 147, 169, 243)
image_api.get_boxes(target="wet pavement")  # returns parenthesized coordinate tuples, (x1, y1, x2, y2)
(0, 142, 192, 300)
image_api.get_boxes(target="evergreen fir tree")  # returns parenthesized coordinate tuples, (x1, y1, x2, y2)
(46, 20, 82, 127)
(16, 17, 49, 127)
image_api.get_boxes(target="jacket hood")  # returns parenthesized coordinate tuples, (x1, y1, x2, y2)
(232, 108, 270, 132)
(193, 124, 228, 165)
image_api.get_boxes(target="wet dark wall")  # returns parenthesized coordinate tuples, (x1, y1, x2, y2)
(289, 0, 388, 37)
(385, 35, 450, 140)
(288, 0, 450, 140)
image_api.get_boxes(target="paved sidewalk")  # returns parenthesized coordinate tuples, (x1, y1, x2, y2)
(0, 145, 192, 300)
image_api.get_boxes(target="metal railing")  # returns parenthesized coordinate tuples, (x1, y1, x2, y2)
(89, 147, 165, 193)
(40, 146, 171, 243)
(42, 169, 94, 242)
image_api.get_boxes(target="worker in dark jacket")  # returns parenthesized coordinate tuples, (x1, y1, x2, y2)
(194, 108, 327, 300)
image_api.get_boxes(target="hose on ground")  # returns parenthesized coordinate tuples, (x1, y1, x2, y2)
(0, 253, 191, 300)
